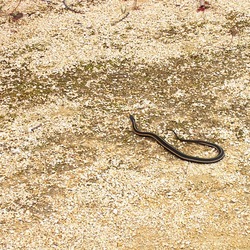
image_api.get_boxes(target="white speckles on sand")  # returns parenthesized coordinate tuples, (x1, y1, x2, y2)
(0, 0, 249, 249)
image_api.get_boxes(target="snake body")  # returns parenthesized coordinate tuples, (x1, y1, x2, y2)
(130, 115, 225, 164)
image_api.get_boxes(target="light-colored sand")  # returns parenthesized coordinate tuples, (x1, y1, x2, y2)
(0, 0, 249, 249)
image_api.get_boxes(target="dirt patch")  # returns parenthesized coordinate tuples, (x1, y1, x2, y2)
(0, 0, 249, 249)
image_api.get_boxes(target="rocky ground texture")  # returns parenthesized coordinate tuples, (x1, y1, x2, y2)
(0, 0, 249, 249)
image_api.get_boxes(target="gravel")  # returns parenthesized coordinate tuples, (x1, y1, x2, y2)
(0, 0, 249, 249)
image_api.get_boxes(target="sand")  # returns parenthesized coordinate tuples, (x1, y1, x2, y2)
(0, 0, 249, 249)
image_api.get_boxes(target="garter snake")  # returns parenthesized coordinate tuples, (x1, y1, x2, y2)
(130, 115, 225, 164)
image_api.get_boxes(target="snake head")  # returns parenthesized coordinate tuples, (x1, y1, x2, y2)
(129, 115, 135, 123)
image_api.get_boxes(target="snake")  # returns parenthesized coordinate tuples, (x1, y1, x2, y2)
(130, 115, 225, 164)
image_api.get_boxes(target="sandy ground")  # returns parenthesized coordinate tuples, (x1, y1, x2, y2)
(0, 0, 249, 249)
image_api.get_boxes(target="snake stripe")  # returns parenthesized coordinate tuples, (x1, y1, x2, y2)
(130, 115, 225, 164)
